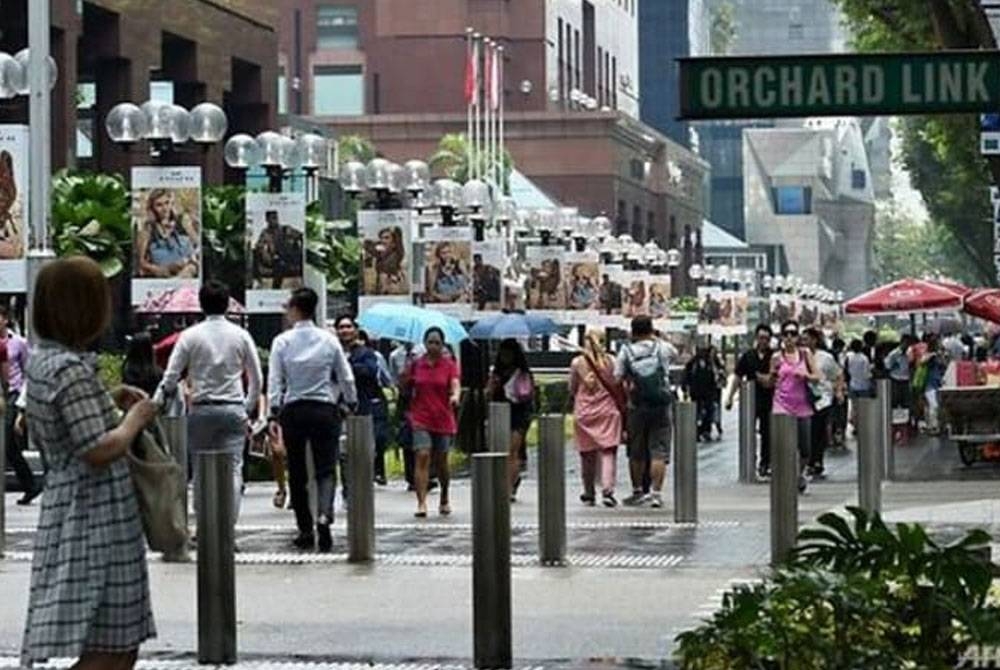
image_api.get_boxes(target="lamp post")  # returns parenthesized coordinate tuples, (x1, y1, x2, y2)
(223, 131, 332, 195)
(107, 100, 228, 164)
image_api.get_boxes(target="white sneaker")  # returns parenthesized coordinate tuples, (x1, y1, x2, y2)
(649, 493, 664, 508)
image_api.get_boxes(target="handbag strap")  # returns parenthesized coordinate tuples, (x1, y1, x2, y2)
(582, 353, 622, 404)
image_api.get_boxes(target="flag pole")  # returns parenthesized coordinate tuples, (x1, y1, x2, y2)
(497, 44, 505, 195)
(473, 32, 481, 181)
(485, 37, 494, 188)
(465, 26, 474, 181)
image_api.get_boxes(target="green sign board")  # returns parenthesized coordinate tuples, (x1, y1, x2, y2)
(679, 51, 1000, 119)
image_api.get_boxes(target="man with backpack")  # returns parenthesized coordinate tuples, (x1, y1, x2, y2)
(615, 316, 674, 508)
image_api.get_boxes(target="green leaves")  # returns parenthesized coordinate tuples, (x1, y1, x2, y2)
(304, 202, 360, 293)
(51, 169, 131, 278)
(428, 132, 514, 193)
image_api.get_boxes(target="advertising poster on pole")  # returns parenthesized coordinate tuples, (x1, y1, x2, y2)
(697, 286, 722, 335)
(769, 293, 799, 327)
(245, 192, 305, 313)
(563, 250, 600, 323)
(798, 298, 819, 328)
(422, 226, 473, 318)
(358, 209, 412, 312)
(719, 289, 749, 335)
(648, 275, 672, 330)
(472, 238, 504, 315)
(0, 125, 28, 292)
(525, 245, 566, 320)
(597, 263, 625, 328)
(622, 269, 650, 319)
(130, 166, 202, 305)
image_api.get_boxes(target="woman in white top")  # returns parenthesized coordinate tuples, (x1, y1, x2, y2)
(844, 338, 873, 429)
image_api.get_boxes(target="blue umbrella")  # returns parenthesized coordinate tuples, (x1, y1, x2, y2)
(359, 303, 468, 345)
(468, 311, 560, 340)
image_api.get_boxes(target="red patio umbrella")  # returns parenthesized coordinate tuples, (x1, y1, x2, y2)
(844, 278, 964, 315)
(963, 288, 1000, 325)
(927, 278, 971, 297)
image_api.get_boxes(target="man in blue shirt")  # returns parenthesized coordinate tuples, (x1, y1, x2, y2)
(268, 288, 356, 552)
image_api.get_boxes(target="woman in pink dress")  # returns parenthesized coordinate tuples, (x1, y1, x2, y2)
(570, 330, 625, 507)
(769, 320, 821, 494)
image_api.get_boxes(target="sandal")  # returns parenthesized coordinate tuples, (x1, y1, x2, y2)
(273, 488, 287, 509)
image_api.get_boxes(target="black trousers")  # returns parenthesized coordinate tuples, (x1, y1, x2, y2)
(6, 391, 35, 493)
(757, 406, 772, 472)
(280, 401, 341, 534)
(810, 406, 832, 471)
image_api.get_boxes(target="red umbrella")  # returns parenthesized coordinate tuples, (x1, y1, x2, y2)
(844, 278, 964, 315)
(927, 278, 971, 297)
(963, 289, 1000, 325)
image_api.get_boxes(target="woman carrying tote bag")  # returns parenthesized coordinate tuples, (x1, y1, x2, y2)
(21, 258, 159, 670)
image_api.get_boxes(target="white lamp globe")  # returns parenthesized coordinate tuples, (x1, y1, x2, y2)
(365, 158, 391, 190)
(0, 53, 24, 99)
(688, 263, 704, 281)
(666, 248, 682, 268)
(462, 178, 491, 210)
(141, 100, 173, 140)
(188, 102, 227, 144)
(494, 196, 517, 223)
(432, 178, 462, 208)
(255, 131, 285, 167)
(105, 102, 149, 143)
(339, 160, 367, 194)
(297, 133, 329, 170)
(223, 133, 261, 169)
(278, 135, 301, 170)
(386, 162, 405, 194)
(403, 159, 430, 193)
(13, 49, 57, 95)
(166, 104, 191, 144)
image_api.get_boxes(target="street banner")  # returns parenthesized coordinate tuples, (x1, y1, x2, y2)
(422, 226, 473, 318)
(525, 245, 566, 320)
(699, 287, 748, 335)
(131, 166, 201, 305)
(597, 263, 625, 328)
(563, 250, 600, 323)
(799, 298, 819, 327)
(621, 269, 650, 320)
(724, 290, 750, 335)
(246, 192, 305, 313)
(358, 209, 412, 312)
(769, 293, 799, 327)
(0, 125, 28, 292)
(648, 275, 672, 330)
(473, 239, 504, 315)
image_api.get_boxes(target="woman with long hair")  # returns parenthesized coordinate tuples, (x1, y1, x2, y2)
(487, 338, 535, 501)
(429, 241, 469, 302)
(122, 331, 163, 397)
(374, 226, 406, 292)
(136, 188, 199, 278)
(570, 330, 624, 507)
(769, 319, 821, 494)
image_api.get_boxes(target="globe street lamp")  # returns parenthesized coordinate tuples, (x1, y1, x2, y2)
(225, 131, 332, 194)
(107, 100, 227, 160)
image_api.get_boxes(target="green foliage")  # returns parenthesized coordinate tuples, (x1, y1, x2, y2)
(305, 202, 361, 293)
(429, 132, 514, 193)
(50, 170, 131, 278)
(832, 0, 998, 285)
(672, 296, 700, 313)
(201, 185, 247, 297)
(338, 134, 377, 164)
(709, 1, 737, 55)
(97, 353, 124, 389)
(871, 199, 974, 286)
(674, 507, 1000, 669)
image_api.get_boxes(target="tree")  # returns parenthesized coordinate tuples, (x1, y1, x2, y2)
(709, 1, 737, 55)
(428, 132, 514, 193)
(871, 200, 974, 286)
(338, 134, 376, 164)
(832, 0, 998, 285)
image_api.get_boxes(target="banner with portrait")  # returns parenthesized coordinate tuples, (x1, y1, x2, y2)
(563, 250, 600, 323)
(525, 245, 566, 320)
(596, 263, 625, 328)
(648, 275, 672, 330)
(621, 269, 650, 320)
(769, 293, 800, 328)
(422, 226, 473, 318)
(0, 125, 28, 292)
(131, 166, 202, 305)
(245, 192, 305, 313)
(472, 238, 504, 316)
(798, 299, 819, 328)
(720, 290, 750, 335)
(359, 209, 412, 312)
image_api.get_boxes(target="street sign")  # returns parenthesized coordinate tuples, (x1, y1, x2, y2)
(679, 51, 1000, 119)
(982, 114, 1000, 154)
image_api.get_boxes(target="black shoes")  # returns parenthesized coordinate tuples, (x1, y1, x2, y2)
(580, 493, 596, 506)
(317, 523, 332, 553)
(374, 475, 388, 486)
(17, 485, 42, 506)
(292, 532, 315, 550)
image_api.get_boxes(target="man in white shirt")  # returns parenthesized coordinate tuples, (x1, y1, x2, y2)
(268, 288, 356, 552)
(158, 280, 262, 526)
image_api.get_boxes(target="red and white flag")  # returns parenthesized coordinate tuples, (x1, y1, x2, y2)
(488, 42, 500, 110)
(465, 36, 479, 106)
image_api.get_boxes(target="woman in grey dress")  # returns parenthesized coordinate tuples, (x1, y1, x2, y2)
(21, 257, 159, 670)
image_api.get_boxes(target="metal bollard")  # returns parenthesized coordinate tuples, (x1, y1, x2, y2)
(160, 393, 189, 562)
(196, 452, 236, 665)
(472, 453, 512, 669)
(346, 415, 375, 563)
(876, 378, 893, 480)
(856, 397, 884, 515)
(673, 401, 698, 523)
(538, 414, 566, 565)
(770, 414, 799, 565)
(488, 402, 511, 454)
(0, 407, 6, 558)
(738, 380, 757, 483)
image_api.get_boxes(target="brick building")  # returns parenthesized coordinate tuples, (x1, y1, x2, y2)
(0, 0, 279, 184)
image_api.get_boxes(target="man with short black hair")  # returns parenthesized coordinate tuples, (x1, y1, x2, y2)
(268, 288, 356, 552)
(726, 323, 775, 477)
(615, 315, 674, 508)
(159, 280, 262, 526)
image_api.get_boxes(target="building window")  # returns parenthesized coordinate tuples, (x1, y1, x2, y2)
(851, 168, 866, 190)
(574, 29, 581, 89)
(557, 18, 564, 102)
(596, 47, 604, 106)
(605, 51, 611, 106)
(149, 80, 174, 104)
(565, 22, 573, 93)
(647, 210, 655, 240)
(611, 56, 617, 109)
(629, 158, 644, 180)
(633, 205, 642, 240)
(772, 186, 812, 215)
(317, 5, 358, 49)
(313, 65, 364, 115)
(76, 82, 95, 160)
(277, 65, 288, 114)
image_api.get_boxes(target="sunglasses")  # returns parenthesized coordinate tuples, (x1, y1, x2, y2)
(783, 330, 799, 337)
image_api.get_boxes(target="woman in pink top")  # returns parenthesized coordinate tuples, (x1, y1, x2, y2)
(570, 330, 624, 508)
(769, 320, 820, 493)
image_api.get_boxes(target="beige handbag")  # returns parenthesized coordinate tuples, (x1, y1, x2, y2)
(127, 418, 189, 553)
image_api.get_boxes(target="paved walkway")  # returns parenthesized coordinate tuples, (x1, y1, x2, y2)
(1, 403, 999, 667)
